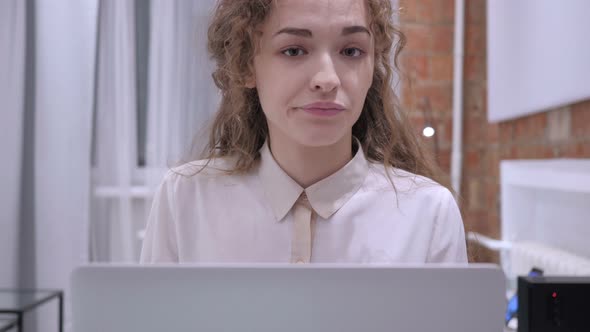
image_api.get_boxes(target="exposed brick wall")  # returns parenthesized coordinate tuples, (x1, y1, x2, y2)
(398, 0, 590, 262)
(398, 0, 456, 189)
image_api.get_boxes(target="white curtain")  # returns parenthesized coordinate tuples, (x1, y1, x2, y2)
(146, 0, 220, 169)
(90, 0, 220, 262)
(90, 0, 139, 262)
(0, 0, 26, 289)
(34, 1, 98, 330)
(34, 0, 97, 285)
(1, 0, 98, 330)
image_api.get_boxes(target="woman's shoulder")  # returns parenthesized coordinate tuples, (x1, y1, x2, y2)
(365, 162, 452, 199)
(159, 156, 241, 187)
(171, 156, 236, 176)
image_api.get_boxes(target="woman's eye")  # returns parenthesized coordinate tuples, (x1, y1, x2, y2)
(342, 47, 363, 57)
(282, 47, 306, 57)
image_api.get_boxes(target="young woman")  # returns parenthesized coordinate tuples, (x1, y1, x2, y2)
(140, 0, 468, 264)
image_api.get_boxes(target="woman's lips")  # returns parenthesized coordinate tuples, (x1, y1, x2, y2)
(299, 102, 346, 116)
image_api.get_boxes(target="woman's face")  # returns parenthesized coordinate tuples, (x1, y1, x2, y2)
(251, 0, 375, 148)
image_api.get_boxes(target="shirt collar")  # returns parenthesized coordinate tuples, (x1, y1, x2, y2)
(257, 138, 369, 221)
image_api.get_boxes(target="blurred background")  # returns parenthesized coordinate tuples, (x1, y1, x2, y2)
(1, 0, 589, 331)
(396, 0, 590, 263)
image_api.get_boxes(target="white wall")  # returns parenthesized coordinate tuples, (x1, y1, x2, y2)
(487, 0, 590, 122)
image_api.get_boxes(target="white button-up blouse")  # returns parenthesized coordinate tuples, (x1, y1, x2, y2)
(140, 140, 468, 264)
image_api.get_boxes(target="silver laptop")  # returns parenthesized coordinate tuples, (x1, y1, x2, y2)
(71, 264, 505, 332)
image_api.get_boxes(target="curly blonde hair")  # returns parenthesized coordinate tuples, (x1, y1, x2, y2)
(201, 0, 446, 191)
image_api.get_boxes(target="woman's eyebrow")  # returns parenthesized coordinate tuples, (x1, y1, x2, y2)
(273, 25, 371, 38)
(342, 26, 371, 36)
(274, 27, 312, 38)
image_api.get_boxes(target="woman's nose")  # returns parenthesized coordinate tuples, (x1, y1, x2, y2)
(309, 54, 341, 93)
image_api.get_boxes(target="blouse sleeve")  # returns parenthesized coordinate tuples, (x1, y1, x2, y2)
(426, 187, 468, 263)
(139, 172, 179, 263)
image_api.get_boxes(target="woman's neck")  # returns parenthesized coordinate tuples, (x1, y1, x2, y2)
(268, 132, 353, 188)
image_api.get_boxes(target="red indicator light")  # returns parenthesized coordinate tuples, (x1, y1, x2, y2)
(552, 292, 557, 298)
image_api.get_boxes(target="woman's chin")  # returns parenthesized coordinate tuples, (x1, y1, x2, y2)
(292, 132, 350, 149)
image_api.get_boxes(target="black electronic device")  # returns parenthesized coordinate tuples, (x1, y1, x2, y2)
(518, 276, 590, 332)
